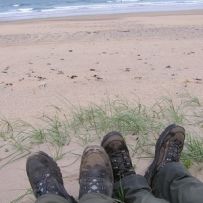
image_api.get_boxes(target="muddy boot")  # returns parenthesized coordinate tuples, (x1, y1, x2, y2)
(145, 124, 185, 188)
(101, 131, 135, 182)
(26, 151, 75, 202)
(79, 146, 113, 198)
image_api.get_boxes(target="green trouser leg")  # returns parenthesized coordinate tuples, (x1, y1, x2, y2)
(36, 174, 170, 203)
(36, 194, 72, 203)
(36, 193, 114, 203)
(153, 162, 203, 203)
(114, 174, 169, 203)
(79, 193, 115, 203)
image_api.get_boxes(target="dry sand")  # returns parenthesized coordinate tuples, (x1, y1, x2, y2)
(0, 10, 203, 202)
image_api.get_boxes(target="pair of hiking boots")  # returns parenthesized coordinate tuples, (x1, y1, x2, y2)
(26, 124, 185, 201)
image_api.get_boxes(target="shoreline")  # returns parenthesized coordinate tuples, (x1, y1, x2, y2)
(0, 9, 203, 25)
(0, 7, 203, 24)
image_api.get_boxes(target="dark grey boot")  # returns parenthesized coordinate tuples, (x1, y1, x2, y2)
(145, 124, 185, 188)
(26, 151, 75, 202)
(101, 131, 135, 182)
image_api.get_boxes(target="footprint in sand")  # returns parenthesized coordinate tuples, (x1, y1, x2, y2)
(5, 83, 13, 87)
(124, 68, 131, 72)
(134, 76, 142, 80)
(19, 78, 24, 82)
(68, 75, 78, 79)
(34, 76, 46, 81)
(39, 82, 47, 88)
(89, 68, 96, 71)
(93, 74, 103, 80)
(1, 66, 10, 74)
(57, 71, 64, 75)
(193, 78, 202, 84)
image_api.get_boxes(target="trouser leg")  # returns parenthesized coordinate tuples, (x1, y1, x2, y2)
(114, 174, 169, 203)
(36, 193, 115, 203)
(36, 194, 71, 203)
(153, 162, 203, 203)
(79, 193, 115, 203)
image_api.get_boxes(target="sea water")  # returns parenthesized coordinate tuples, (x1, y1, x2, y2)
(0, 0, 203, 21)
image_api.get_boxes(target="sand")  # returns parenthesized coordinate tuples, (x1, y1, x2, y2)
(0, 10, 203, 202)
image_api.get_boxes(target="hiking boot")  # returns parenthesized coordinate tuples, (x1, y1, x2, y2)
(145, 124, 185, 187)
(79, 146, 113, 198)
(101, 131, 135, 182)
(26, 151, 74, 201)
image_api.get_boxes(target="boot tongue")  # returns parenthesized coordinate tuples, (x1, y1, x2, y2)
(110, 150, 135, 180)
(107, 141, 124, 153)
(86, 164, 107, 178)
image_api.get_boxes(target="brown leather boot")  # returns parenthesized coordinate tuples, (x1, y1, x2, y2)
(79, 146, 113, 198)
(145, 124, 185, 187)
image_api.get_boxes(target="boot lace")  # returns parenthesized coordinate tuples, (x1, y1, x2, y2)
(166, 139, 183, 163)
(110, 150, 134, 180)
(34, 171, 71, 200)
(80, 169, 108, 195)
(35, 173, 60, 196)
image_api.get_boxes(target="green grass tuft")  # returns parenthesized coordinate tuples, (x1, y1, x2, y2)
(182, 134, 203, 168)
(1, 94, 203, 202)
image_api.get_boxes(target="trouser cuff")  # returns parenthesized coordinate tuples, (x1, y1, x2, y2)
(153, 162, 190, 198)
(114, 174, 150, 192)
(80, 193, 114, 203)
(114, 174, 151, 202)
(36, 194, 71, 203)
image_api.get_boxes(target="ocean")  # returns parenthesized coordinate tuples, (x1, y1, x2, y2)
(0, 0, 203, 21)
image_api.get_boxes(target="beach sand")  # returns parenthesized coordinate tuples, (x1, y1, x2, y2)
(0, 10, 203, 202)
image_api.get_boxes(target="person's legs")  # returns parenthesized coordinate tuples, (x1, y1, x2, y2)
(114, 174, 168, 203)
(78, 146, 115, 203)
(102, 131, 169, 203)
(36, 193, 116, 203)
(26, 151, 76, 203)
(154, 162, 203, 203)
(145, 124, 203, 203)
